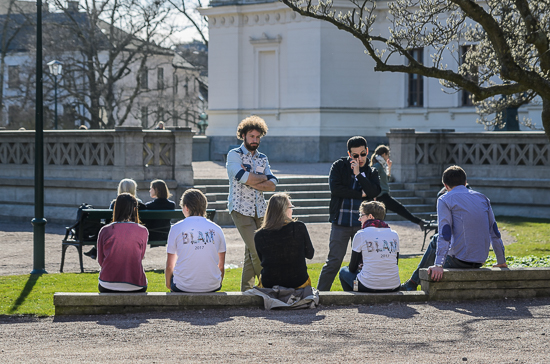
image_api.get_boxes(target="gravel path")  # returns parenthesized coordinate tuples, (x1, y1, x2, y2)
(1, 298, 550, 363)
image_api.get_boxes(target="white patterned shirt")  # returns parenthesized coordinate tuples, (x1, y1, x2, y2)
(226, 144, 278, 217)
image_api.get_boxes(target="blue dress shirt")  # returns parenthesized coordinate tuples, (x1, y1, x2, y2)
(435, 185, 506, 265)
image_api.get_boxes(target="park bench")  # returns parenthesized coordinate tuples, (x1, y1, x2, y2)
(60, 208, 216, 273)
(53, 267, 550, 315)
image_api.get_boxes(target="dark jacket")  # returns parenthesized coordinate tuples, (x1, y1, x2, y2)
(328, 157, 381, 223)
(254, 221, 315, 289)
(142, 198, 177, 241)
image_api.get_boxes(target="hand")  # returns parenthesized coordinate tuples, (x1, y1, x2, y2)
(350, 158, 360, 176)
(358, 263, 363, 270)
(387, 159, 393, 168)
(427, 265, 444, 281)
(361, 190, 366, 198)
(493, 263, 508, 268)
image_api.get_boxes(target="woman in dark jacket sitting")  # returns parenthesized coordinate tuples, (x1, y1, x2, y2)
(254, 193, 314, 289)
(143, 179, 176, 241)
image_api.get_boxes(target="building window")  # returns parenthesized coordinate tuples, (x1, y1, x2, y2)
(157, 67, 164, 90)
(184, 76, 189, 96)
(141, 106, 148, 128)
(140, 68, 148, 90)
(461, 45, 478, 107)
(157, 106, 164, 122)
(407, 48, 424, 107)
(8, 66, 19, 89)
(173, 74, 178, 94)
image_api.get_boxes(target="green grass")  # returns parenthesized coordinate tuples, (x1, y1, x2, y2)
(1, 217, 547, 316)
(497, 217, 550, 257)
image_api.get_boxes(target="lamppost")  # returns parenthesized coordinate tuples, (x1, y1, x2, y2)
(32, 0, 46, 274)
(47, 60, 63, 130)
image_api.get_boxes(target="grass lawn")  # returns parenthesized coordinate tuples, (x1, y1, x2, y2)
(1, 217, 547, 316)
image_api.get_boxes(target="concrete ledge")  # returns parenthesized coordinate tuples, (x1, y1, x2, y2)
(55, 268, 550, 315)
(54, 291, 428, 315)
(419, 267, 550, 300)
(54, 292, 264, 315)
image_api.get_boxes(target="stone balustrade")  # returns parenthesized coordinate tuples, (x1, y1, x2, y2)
(0, 126, 194, 223)
(387, 129, 550, 218)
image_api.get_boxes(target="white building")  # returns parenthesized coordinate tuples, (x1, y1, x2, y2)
(199, 0, 543, 162)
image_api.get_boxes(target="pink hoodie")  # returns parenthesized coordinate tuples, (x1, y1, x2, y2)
(97, 222, 148, 287)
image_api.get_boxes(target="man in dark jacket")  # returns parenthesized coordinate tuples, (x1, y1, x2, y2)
(317, 136, 382, 291)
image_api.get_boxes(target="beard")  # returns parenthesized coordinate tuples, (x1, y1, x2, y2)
(245, 140, 259, 151)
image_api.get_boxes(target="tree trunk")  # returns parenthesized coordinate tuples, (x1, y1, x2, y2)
(542, 98, 550, 143)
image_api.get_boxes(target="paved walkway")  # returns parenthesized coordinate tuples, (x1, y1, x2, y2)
(193, 161, 333, 179)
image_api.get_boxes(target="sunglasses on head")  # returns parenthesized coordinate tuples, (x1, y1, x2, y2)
(351, 152, 367, 159)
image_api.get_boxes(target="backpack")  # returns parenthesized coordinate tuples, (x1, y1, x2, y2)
(72, 203, 104, 241)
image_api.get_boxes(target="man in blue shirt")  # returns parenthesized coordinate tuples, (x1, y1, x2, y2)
(401, 165, 507, 290)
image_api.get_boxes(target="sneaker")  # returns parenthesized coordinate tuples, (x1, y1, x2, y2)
(84, 247, 97, 260)
(400, 279, 418, 291)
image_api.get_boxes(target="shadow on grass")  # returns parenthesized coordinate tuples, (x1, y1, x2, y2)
(8, 274, 42, 314)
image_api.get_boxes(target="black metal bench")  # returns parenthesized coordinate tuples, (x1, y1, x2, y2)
(60, 209, 216, 273)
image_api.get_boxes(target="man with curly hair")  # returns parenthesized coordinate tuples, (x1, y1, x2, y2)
(226, 115, 278, 291)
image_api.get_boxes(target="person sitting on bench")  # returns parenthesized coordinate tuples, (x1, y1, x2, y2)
(165, 189, 227, 293)
(339, 201, 401, 293)
(85, 178, 145, 259)
(400, 165, 507, 291)
(143, 179, 176, 241)
(97, 193, 149, 293)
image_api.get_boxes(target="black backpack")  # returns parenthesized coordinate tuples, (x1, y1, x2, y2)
(72, 203, 104, 241)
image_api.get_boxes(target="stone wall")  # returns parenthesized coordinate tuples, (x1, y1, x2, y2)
(388, 129, 550, 218)
(0, 126, 194, 223)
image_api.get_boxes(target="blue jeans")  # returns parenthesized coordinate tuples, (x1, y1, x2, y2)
(339, 266, 399, 293)
(409, 234, 483, 284)
(410, 234, 438, 284)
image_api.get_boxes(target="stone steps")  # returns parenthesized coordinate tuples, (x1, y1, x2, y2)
(194, 177, 439, 226)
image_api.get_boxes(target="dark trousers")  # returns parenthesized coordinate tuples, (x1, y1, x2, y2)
(98, 284, 147, 293)
(377, 193, 422, 225)
(410, 234, 483, 284)
(317, 224, 360, 291)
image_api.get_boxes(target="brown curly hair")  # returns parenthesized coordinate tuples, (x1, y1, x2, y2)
(236, 115, 268, 140)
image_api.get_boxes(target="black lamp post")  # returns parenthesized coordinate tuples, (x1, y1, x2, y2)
(47, 60, 62, 130)
(32, 0, 46, 274)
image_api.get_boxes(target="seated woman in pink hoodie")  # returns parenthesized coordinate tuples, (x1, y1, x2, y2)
(97, 193, 149, 293)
